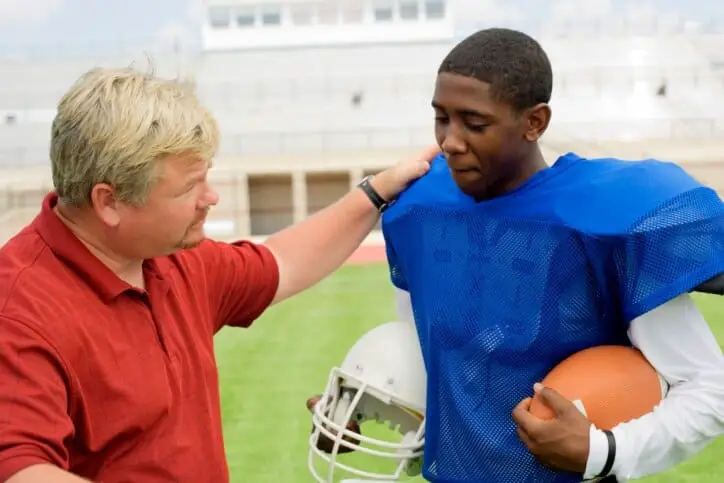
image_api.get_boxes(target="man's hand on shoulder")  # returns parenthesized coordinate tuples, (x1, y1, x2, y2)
(370, 145, 439, 202)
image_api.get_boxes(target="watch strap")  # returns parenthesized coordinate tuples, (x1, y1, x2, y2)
(357, 175, 390, 213)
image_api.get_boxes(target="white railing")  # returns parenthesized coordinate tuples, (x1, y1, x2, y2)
(1, 117, 723, 168)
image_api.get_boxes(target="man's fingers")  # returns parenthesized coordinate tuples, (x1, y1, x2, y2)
(307, 393, 363, 454)
(534, 383, 574, 416)
(516, 426, 536, 450)
(418, 144, 441, 162)
(518, 396, 533, 411)
(306, 394, 322, 412)
(511, 396, 543, 435)
(511, 396, 533, 421)
(313, 419, 362, 454)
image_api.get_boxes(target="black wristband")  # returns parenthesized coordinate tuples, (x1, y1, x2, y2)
(357, 175, 390, 213)
(597, 429, 616, 478)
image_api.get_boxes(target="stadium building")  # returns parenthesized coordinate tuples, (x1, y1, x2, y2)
(1, 0, 723, 243)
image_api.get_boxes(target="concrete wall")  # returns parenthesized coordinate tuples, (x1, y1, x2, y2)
(2, 151, 722, 246)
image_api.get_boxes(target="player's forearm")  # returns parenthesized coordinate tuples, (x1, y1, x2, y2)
(610, 372, 724, 479)
(584, 372, 724, 479)
(6, 464, 92, 483)
(264, 183, 381, 304)
(585, 294, 724, 480)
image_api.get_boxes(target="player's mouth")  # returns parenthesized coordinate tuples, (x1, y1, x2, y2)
(450, 166, 478, 174)
(446, 157, 477, 173)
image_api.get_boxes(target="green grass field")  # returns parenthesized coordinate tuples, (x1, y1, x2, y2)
(214, 263, 724, 483)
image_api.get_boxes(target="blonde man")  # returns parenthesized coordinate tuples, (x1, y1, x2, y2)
(0, 67, 437, 483)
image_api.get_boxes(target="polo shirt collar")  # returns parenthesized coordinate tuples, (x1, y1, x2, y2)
(34, 192, 161, 302)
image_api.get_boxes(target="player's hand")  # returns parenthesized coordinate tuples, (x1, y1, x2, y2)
(511, 383, 590, 474)
(306, 394, 361, 454)
(369, 145, 439, 202)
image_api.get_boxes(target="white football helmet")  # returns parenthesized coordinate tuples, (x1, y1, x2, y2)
(308, 320, 427, 482)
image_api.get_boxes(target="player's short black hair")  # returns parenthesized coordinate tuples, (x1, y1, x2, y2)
(437, 28, 553, 112)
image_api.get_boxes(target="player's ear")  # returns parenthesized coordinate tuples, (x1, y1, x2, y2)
(523, 103, 551, 142)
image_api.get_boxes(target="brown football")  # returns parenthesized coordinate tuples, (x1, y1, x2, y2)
(528, 345, 667, 430)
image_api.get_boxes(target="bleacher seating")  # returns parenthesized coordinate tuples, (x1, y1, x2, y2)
(2, 33, 723, 162)
(0, 7, 722, 170)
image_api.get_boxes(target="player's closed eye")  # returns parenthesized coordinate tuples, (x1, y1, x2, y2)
(466, 123, 488, 133)
(435, 115, 487, 131)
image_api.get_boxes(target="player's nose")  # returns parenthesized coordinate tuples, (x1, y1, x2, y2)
(441, 131, 467, 156)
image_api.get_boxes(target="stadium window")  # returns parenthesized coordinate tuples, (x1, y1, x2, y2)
(261, 6, 282, 26)
(236, 7, 256, 27)
(340, 0, 364, 23)
(208, 6, 231, 28)
(424, 0, 445, 19)
(318, 2, 339, 24)
(399, 0, 419, 20)
(291, 4, 313, 25)
(373, 1, 393, 22)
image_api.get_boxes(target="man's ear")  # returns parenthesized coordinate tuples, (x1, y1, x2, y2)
(89, 183, 121, 228)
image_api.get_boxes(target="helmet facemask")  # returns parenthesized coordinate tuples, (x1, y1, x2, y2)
(308, 321, 427, 482)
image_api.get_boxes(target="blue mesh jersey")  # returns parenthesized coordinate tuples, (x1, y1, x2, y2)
(381, 152, 724, 483)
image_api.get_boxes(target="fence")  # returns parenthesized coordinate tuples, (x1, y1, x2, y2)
(3, 157, 724, 247)
(3, 115, 724, 168)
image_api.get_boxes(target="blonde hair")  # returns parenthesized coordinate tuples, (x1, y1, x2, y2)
(50, 66, 219, 207)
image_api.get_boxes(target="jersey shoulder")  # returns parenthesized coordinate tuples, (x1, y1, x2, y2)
(384, 153, 474, 219)
(383, 152, 720, 236)
(553, 154, 718, 234)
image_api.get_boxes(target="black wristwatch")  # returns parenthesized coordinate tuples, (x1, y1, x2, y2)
(357, 175, 392, 213)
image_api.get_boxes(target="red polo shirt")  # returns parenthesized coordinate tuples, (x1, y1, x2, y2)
(0, 193, 279, 482)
